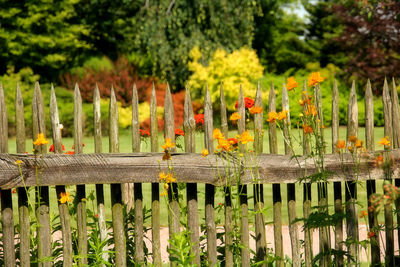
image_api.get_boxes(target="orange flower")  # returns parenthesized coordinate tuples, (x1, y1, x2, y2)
(202, 149, 209, 157)
(348, 135, 358, 143)
(12, 188, 17, 194)
(59, 192, 72, 204)
(229, 112, 241, 121)
(249, 105, 263, 114)
(336, 140, 346, 149)
(303, 124, 313, 134)
(307, 72, 326, 87)
(359, 210, 368, 218)
(65, 151, 74, 155)
(277, 110, 288, 121)
(238, 131, 254, 144)
(213, 129, 225, 140)
(367, 231, 376, 239)
(305, 105, 318, 116)
(159, 172, 167, 181)
(266, 111, 278, 123)
(378, 137, 390, 147)
(355, 140, 363, 148)
(374, 155, 384, 167)
(286, 77, 298, 91)
(160, 190, 168, 197)
(33, 133, 49, 146)
(166, 173, 176, 183)
(161, 138, 175, 150)
(217, 138, 232, 151)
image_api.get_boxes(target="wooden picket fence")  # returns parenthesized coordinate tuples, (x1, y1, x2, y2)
(0, 78, 399, 267)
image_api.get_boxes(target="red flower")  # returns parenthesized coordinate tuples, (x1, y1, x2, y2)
(49, 144, 65, 152)
(94, 214, 99, 218)
(139, 129, 150, 137)
(175, 128, 184, 137)
(227, 138, 238, 148)
(65, 151, 74, 155)
(12, 188, 17, 194)
(194, 114, 204, 125)
(235, 97, 255, 109)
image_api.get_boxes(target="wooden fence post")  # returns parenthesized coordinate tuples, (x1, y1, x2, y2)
(0, 83, 16, 267)
(109, 87, 127, 267)
(365, 79, 380, 265)
(382, 78, 394, 266)
(204, 85, 217, 266)
(345, 81, 359, 266)
(150, 84, 162, 266)
(50, 85, 73, 267)
(183, 85, 201, 266)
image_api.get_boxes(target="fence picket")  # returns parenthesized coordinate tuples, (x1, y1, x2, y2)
(93, 84, 109, 265)
(332, 79, 344, 266)
(365, 79, 380, 265)
(32, 82, 52, 267)
(150, 83, 161, 266)
(109, 87, 127, 267)
(16, 83, 30, 267)
(204, 85, 217, 266)
(269, 82, 283, 267)
(382, 78, 394, 266)
(0, 83, 16, 267)
(50, 85, 73, 267)
(183, 85, 201, 266)
(345, 81, 359, 265)
(253, 82, 267, 265)
(220, 84, 233, 266)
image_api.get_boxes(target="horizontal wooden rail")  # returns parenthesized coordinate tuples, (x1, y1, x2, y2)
(0, 149, 398, 188)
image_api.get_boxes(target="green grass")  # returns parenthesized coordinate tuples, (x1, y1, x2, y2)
(8, 126, 387, 226)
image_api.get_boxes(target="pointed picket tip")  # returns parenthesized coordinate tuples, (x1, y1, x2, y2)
(382, 77, 390, 101)
(365, 79, 372, 97)
(94, 84, 100, 98)
(35, 81, 40, 91)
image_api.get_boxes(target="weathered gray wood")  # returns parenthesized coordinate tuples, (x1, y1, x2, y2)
(16, 83, 30, 267)
(332, 79, 343, 267)
(345, 81, 359, 266)
(2, 150, 400, 187)
(302, 82, 312, 267)
(150, 83, 161, 267)
(268, 82, 283, 267)
(219, 84, 233, 266)
(0, 83, 16, 267)
(220, 83, 228, 137)
(204, 85, 217, 266)
(183, 85, 200, 266)
(73, 84, 88, 266)
(32, 82, 51, 267)
(50, 85, 73, 267)
(365, 79, 380, 265)
(132, 84, 144, 264)
(237, 86, 250, 266)
(391, 78, 400, 256)
(282, 83, 300, 267)
(109, 87, 127, 267)
(382, 78, 394, 266)
(253, 82, 266, 266)
(93, 84, 109, 265)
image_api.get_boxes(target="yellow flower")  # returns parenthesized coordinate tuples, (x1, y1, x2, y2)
(238, 131, 254, 144)
(160, 190, 168, 197)
(348, 146, 354, 153)
(159, 172, 167, 181)
(164, 183, 169, 190)
(378, 136, 390, 147)
(166, 173, 176, 183)
(59, 192, 72, 204)
(14, 160, 23, 165)
(298, 99, 305, 106)
(359, 210, 368, 218)
(229, 112, 241, 121)
(161, 138, 175, 150)
(266, 111, 278, 123)
(307, 72, 326, 87)
(33, 133, 49, 146)
(355, 140, 363, 148)
(202, 149, 209, 157)
(217, 138, 232, 151)
(277, 110, 288, 121)
(286, 77, 298, 91)
(249, 105, 263, 114)
(213, 129, 225, 140)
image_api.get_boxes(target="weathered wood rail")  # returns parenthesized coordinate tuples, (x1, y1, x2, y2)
(0, 78, 399, 266)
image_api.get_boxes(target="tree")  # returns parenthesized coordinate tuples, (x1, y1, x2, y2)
(332, 0, 400, 88)
(129, 0, 259, 90)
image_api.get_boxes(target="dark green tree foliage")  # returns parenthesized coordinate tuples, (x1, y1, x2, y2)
(253, 0, 315, 73)
(333, 0, 400, 89)
(130, 0, 259, 90)
(303, 0, 345, 67)
(0, 0, 92, 81)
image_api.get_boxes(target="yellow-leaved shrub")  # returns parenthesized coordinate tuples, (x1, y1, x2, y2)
(188, 46, 264, 111)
